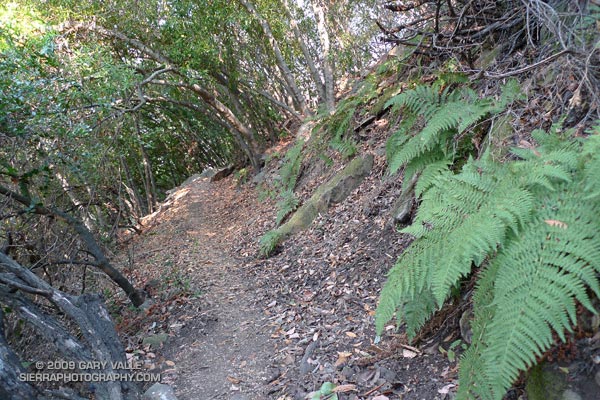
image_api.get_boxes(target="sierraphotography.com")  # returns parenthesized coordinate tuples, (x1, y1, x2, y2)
(19, 372, 161, 383)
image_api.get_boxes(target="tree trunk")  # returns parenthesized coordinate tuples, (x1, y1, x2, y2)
(120, 156, 146, 217)
(311, 0, 336, 113)
(0, 307, 40, 399)
(0, 185, 145, 307)
(238, 0, 312, 116)
(282, 0, 326, 104)
(135, 117, 157, 213)
(0, 255, 140, 399)
(53, 170, 96, 232)
(187, 83, 262, 168)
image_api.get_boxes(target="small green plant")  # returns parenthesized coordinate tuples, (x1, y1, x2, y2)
(257, 182, 277, 202)
(275, 189, 299, 225)
(307, 382, 338, 400)
(329, 137, 357, 159)
(259, 230, 283, 257)
(233, 167, 248, 185)
(278, 139, 304, 192)
(259, 139, 305, 256)
(376, 124, 600, 399)
(162, 267, 193, 295)
(439, 339, 467, 362)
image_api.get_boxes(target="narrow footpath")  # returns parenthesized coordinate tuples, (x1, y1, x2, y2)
(123, 176, 274, 400)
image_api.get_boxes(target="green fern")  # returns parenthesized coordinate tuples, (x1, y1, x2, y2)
(259, 230, 283, 257)
(259, 139, 305, 257)
(275, 189, 299, 225)
(279, 139, 304, 191)
(329, 137, 358, 158)
(377, 124, 600, 400)
(385, 78, 522, 178)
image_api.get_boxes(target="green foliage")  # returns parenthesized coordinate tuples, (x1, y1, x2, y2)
(259, 230, 283, 257)
(376, 124, 600, 399)
(308, 381, 338, 400)
(439, 339, 467, 363)
(234, 168, 249, 185)
(313, 80, 378, 158)
(275, 189, 299, 225)
(278, 139, 304, 192)
(329, 137, 358, 159)
(271, 138, 304, 224)
(385, 77, 522, 182)
(259, 139, 304, 255)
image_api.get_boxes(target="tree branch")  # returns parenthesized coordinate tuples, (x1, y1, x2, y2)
(0, 184, 144, 306)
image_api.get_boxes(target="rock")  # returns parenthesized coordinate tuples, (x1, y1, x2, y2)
(272, 154, 374, 245)
(525, 363, 566, 400)
(210, 165, 235, 182)
(251, 170, 266, 184)
(142, 333, 169, 349)
(378, 366, 396, 382)
(299, 341, 318, 376)
(459, 310, 473, 344)
(230, 394, 249, 400)
(143, 383, 177, 400)
(390, 174, 418, 225)
(180, 173, 203, 186)
(138, 298, 155, 311)
(595, 370, 600, 387)
(199, 168, 216, 178)
(561, 389, 582, 400)
(341, 365, 356, 380)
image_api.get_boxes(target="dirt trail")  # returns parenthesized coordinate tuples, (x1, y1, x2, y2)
(128, 177, 273, 400)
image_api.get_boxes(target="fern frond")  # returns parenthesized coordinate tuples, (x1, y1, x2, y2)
(457, 260, 501, 400)
(329, 137, 357, 158)
(379, 156, 537, 334)
(481, 183, 600, 396)
(386, 114, 417, 167)
(581, 127, 600, 199)
(279, 139, 304, 191)
(275, 189, 299, 225)
(414, 159, 452, 197)
(386, 79, 521, 179)
(380, 122, 600, 400)
(259, 229, 283, 257)
(401, 288, 437, 339)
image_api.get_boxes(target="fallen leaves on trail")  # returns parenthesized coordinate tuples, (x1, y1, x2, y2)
(334, 351, 353, 367)
(333, 384, 357, 393)
(230, 141, 456, 399)
(113, 133, 458, 399)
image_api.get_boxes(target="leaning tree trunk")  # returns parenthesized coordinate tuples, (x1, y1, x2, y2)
(135, 117, 157, 213)
(311, 0, 336, 113)
(282, 0, 326, 104)
(238, 0, 312, 116)
(0, 253, 140, 400)
(53, 170, 96, 232)
(0, 185, 145, 307)
(0, 307, 40, 399)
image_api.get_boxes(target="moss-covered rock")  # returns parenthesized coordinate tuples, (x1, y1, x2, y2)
(260, 154, 374, 256)
(526, 363, 567, 400)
